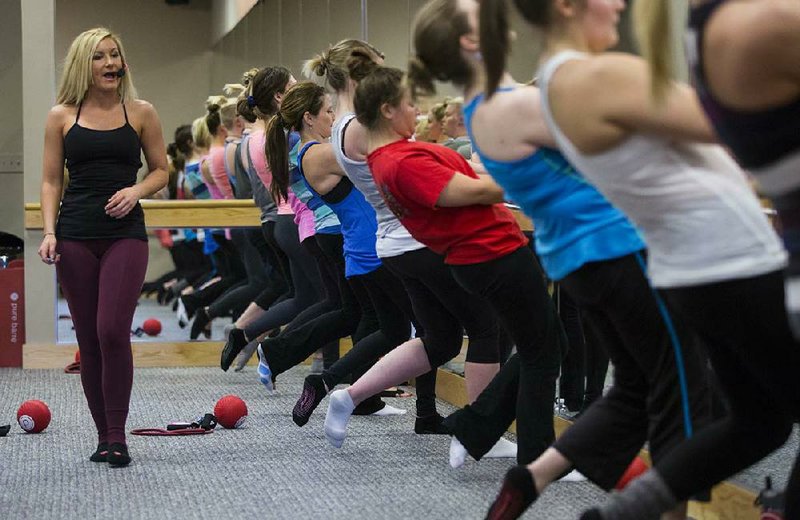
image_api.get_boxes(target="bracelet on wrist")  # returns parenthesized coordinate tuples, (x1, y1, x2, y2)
(44, 232, 55, 237)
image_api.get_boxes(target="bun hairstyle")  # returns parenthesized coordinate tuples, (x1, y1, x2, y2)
(264, 82, 326, 205)
(429, 102, 447, 123)
(407, 0, 473, 100)
(353, 66, 406, 131)
(231, 68, 260, 123)
(192, 115, 212, 150)
(192, 96, 230, 148)
(204, 95, 238, 133)
(480, 0, 554, 97)
(303, 39, 385, 91)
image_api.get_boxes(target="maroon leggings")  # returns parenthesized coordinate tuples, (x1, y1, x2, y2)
(57, 238, 148, 445)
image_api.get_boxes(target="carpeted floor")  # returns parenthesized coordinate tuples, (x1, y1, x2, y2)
(0, 366, 609, 520)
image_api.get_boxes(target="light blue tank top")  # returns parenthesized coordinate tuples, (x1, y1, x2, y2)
(288, 135, 341, 234)
(298, 141, 382, 277)
(464, 89, 644, 280)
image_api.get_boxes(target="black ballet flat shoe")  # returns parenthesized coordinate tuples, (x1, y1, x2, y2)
(485, 466, 538, 520)
(89, 442, 109, 463)
(220, 328, 248, 371)
(107, 443, 131, 467)
(414, 413, 451, 435)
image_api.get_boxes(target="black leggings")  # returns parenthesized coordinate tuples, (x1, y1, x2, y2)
(187, 235, 246, 306)
(253, 220, 291, 310)
(262, 234, 438, 415)
(261, 234, 369, 375)
(282, 234, 341, 366)
(444, 353, 522, 461)
(552, 253, 712, 490)
(207, 228, 270, 320)
(450, 246, 564, 464)
(322, 264, 412, 386)
(556, 281, 611, 411)
(656, 270, 800, 516)
(244, 215, 322, 339)
(383, 247, 500, 367)
(322, 263, 439, 418)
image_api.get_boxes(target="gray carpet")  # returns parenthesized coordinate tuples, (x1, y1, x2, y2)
(0, 366, 607, 520)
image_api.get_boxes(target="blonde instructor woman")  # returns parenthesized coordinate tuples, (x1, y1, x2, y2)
(39, 28, 168, 467)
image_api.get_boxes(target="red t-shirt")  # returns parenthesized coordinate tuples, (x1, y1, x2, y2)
(368, 139, 527, 265)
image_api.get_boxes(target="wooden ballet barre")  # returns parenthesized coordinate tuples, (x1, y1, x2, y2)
(24, 200, 263, 229)
(25, 201, 534, 232)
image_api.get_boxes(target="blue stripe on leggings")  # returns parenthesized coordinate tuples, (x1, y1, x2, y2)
(634, 252, 693, 439)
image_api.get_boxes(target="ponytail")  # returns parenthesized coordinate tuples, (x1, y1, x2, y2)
(479, 0, 511, 98)
(409, 0, 473, 98)
(406, 56, 437, 99)
(634, 0, 673, 101)
(265, 114, 290, 205)
(264, 81, 325, 204)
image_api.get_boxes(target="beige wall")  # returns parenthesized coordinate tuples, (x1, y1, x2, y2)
(54, 0, 214, 146)
(0, 0, 24, 239)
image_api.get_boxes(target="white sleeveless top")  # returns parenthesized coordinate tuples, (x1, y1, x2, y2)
(331, 113, 425, 258)
(537, 51, 786, 288)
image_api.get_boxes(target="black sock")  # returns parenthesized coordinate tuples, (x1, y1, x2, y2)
(486, 466, 538, 520)
(292, 374, 328, 427)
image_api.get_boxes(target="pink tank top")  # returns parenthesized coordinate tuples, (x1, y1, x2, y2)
(210, 143, 235, 200)
(200, 149, 225, 201)
(289, 189, 315, 242)
(248, 130, 293, 215)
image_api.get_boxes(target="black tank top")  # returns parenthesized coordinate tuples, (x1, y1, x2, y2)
(688, 0, 800, 169)
(57, 103, 146, 241)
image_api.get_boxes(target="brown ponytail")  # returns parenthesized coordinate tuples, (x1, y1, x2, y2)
(265, 114, 290, 205)
(479, 0, 511, 98)
(264, 82, 326, 205)
(408, 0, 472, 98)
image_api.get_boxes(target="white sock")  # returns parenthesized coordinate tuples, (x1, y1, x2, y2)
(370, 404, 406, 417)
(484, 437, 518, 459)
(558, 469, 587, 482)
(324, 389, 355, 448)
(449, 437, 467, 469)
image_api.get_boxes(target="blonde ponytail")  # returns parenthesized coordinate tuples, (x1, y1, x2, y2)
(634, 0, 674, 101)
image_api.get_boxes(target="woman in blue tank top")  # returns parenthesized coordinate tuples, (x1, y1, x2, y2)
(38, 28, 168, 467)
(407, 3, 713, 519)
(260, 81, 420, 419)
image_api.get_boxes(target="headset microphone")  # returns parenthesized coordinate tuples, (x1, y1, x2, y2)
(116, 68, 126, 78)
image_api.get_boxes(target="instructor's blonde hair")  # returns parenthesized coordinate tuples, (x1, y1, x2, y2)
(57, 27, 137, 106)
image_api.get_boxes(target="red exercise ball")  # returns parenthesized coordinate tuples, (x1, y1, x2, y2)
(142, 318, 162, 336)
(214, 395, 248, 429)
(17, 400, 52, 433)
(74, 350, 80, 363)
(615, 455, 649, 490)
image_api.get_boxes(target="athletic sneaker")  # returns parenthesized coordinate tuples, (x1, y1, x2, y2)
(256, 344, 274, 391)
